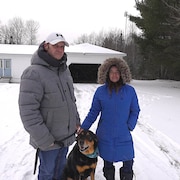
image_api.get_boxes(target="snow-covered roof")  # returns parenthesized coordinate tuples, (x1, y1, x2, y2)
(67, 43, 126, 56)
(0, 43, 126, 56)
(0, 44, 38, 55)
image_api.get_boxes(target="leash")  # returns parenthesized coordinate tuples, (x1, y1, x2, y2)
(54, 130, 77, 147)
(33, 148, 39, 175)
(33, 131, 77, 175)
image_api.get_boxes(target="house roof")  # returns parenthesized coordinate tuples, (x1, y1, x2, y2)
(0, 43, 126, 56)
(0, 44, 38, 55)
(67, 43, 126, 56)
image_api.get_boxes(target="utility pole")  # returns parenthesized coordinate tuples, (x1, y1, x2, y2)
(124, 11, 128, 50)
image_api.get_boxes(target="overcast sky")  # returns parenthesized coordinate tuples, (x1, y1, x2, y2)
(1, 0, 138, 44)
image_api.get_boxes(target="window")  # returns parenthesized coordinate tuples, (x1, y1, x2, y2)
(0, 59, 11, 77)
(0, 59, 2, 68)
(5, 59, 11, 68)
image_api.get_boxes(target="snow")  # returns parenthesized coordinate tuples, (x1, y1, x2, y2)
(0, 80, 180, 180)
(67, 43, 126, 55)
(0, 44, 38, 55)
(0, 43, 125, 56)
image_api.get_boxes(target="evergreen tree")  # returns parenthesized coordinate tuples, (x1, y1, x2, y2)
(130, 0, 180, 80)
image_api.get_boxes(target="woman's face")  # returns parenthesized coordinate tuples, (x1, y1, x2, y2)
(109, 66, 120, 83)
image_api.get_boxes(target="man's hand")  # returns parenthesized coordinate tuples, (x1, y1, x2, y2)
(49, 143, 54, 147)
(76, 126, 83, 134)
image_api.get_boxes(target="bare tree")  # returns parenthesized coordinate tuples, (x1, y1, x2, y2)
(0, 17, 40, 44)
(75, 34, 89, 44)
(8, 17, 25, 44)
(75, 28, 125, 52)
(75, 31, 105, 45)
(102, 29, 124, 51)
(25, 20, 39, 45)
(0, 21, 1, 43)
(0, 25, 12, 44)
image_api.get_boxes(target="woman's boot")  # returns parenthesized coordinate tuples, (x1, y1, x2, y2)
(119, 167, 133, 180)
(103, 166, 115, 180)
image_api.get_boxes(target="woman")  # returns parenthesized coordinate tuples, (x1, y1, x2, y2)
(81, 58, 140, 180)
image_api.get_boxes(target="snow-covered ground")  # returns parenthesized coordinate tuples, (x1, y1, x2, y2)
(0, 80, 180, 180)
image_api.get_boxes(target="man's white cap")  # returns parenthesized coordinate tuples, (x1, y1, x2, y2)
(45, 33, 69, 46)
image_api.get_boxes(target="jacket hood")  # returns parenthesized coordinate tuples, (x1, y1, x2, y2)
(97, 57, 132, 84)
(31, 42, 67, 71)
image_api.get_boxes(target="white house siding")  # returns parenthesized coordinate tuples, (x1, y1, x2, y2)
(11, 54, 32, 83)
(9, 53, 122, 82)
(0, 54, 32, 83)
(66, 53, 123, 66)
(0, 44, 126, 83)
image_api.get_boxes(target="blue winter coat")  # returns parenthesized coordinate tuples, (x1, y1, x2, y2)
(81, 84, 140, 162)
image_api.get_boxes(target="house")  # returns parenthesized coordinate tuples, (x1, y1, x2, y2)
(0, 43, 126, 83)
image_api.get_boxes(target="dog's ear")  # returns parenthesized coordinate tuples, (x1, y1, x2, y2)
(75, 129, 85, 141)
(89, 131, 97, 140)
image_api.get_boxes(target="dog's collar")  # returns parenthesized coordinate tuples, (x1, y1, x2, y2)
(83, 147, 99, 158)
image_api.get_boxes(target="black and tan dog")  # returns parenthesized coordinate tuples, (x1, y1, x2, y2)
(62, 130, 99, 180)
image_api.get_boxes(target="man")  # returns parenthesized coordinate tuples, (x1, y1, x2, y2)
(19, 32, 80, 180)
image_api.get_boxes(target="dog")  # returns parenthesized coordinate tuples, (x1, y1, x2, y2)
(62, 129, 98, 180)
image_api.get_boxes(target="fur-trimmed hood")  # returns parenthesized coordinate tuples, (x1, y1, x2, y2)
(97, 57, 132, 84)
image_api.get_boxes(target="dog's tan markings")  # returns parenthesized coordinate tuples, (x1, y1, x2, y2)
(90, 170, 95, 180)
(82, 140, 95, 155)
(76, 162, 97, 173)
(67, 178, 73, 180)
(91, 162, 97, 169)
(76, 163, 97, 180)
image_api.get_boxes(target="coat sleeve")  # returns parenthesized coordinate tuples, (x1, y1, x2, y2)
(67, 68, 81, 127)
(18, 68, 54, 150)
(127, 88, 140, 131)
(81, 89, 101, 129)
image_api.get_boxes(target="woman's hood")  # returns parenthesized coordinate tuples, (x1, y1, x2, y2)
(97, 57, 132, 84)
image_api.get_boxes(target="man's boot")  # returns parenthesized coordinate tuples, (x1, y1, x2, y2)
(119, 167, 133, 180)
(103, 166, 115, 180)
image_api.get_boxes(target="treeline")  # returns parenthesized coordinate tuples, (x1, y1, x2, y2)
(130, 0, 180, 80)
(0, 17, 39, 45)
(1, 0, 180, 80)
(74, 28, 143, 80)
(75, 0, 180, 80)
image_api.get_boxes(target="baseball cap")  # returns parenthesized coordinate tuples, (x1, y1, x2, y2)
(45, 32, 69, 46)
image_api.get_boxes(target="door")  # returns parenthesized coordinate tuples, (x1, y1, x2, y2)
(0, 59, 2, 77)
(0, 59, 11, 77)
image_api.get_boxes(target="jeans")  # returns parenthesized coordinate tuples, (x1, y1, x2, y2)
(104, 159, 134, 172)
(38, 147, 68, 180)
